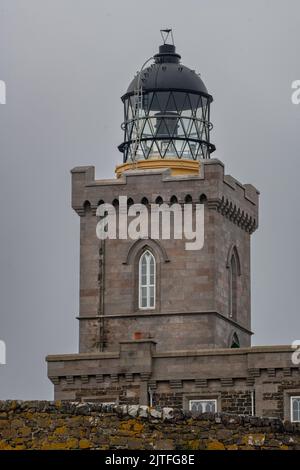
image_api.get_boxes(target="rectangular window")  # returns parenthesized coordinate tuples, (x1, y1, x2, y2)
(189, 399, 217, 413)
(291, 396, 300, 422)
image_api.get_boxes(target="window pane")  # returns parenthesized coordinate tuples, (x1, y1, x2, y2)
(149, 286, 155, 307)
(205, 402, 216, 413)
(141, 287, 147, 307)
(189, 400, 217, 413)
(292, 398, 300, 422)
(141, 286, 147, 298)
(142, 260, 147, 274)
(191, 402, 202, 413)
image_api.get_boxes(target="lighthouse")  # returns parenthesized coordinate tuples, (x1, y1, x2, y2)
(47, 33, 300, 422)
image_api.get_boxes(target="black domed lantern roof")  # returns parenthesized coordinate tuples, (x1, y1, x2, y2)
(118, 30, 215, 162)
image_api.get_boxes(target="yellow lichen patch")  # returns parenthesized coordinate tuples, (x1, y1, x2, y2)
(79, 439, 91, 449)
(15, 437, 26, 445)
(119, 419, 144, 434)
(40, 441, 69, 450)
(279, 445, 289, 450)
(65, 438, 79, 449)
(55, 418, 67, 427)
(19, 426, 31, 437)
(54, 426, 67, 435)
(207, 440, 225, 450)
(0, 440, 14, 450)
(226, 444, 238, 450)
(186, 439, 200, 450)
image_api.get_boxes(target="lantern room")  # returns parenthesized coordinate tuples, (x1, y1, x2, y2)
(117, 30, 215, 176)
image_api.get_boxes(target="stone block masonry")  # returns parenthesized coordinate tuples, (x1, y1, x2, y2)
(0, 401, 300, 450)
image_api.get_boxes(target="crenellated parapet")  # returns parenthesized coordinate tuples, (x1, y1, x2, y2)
(71, 159, 259, 235)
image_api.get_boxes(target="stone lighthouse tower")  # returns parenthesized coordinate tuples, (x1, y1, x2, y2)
(68, 31, 258, 357)
(47, 33, 300, 418)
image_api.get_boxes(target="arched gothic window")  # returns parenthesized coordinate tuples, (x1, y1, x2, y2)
(139, 250, 156, 309)
(229, 250, 239, 320)
(231, 332, 240, 348)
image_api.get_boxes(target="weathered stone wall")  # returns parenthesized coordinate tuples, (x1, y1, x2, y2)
(0, 401, 300, 451)
(221, 391, 252, 415)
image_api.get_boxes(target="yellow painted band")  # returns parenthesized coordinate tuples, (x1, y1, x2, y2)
(115, 159, 200, 178)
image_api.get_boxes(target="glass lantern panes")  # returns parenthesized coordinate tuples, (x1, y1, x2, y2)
(120, 90, 215, 162)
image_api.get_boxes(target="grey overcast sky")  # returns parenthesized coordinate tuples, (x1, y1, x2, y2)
(0, 0, 299, 399)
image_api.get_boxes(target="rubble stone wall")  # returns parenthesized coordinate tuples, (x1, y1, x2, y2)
(0, 401, 299, 450)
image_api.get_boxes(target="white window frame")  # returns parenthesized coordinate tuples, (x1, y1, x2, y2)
(139, 250, 156, 310)
(189, 399, 217, 413)
(290, 396, 300, 422)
